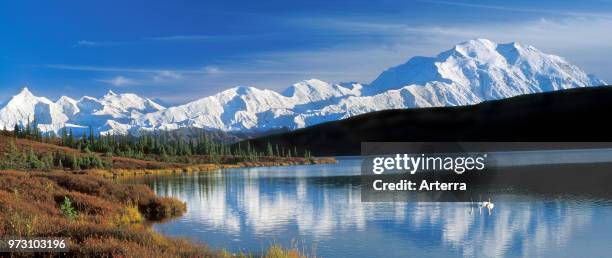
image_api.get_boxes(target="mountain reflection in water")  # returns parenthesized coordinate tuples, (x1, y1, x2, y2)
(123, 157, 612, 257)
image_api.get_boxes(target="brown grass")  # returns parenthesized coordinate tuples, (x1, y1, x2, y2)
(0, 170, 309, 257)
(0, 170, 211, 257)
(0, 135, 80, 156)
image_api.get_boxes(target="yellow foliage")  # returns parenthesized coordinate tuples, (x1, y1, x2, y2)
(265, 244, 305, 258)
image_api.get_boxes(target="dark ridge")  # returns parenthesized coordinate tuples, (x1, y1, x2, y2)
(244, 86, 612, 156)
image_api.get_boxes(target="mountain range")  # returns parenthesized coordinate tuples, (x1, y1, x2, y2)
(245, 86, 612, 155)
(0, 39, 606, 135)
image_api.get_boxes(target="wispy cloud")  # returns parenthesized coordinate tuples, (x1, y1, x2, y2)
(97, 76, 137, 87)
(75, 34, 262, 47)
(145, 34, 260, 42)
(74, 40, 136, 47)
(45, 64, 197, 74)
(203, 66, 222, 74)
(45, 64, 340, 76)
(417, 0, 612, 18)
(146, 35, 220, 41)
(48, 65, 187, 85)
(75, 40, 98, 47)
(153, 70, 183, 82)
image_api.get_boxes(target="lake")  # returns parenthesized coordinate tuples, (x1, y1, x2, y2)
(124, 156, 612, 257)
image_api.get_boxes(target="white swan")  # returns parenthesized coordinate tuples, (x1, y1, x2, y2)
(478, 198, 495, 215)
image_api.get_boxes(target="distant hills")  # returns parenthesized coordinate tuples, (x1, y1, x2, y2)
(0, 39, 606, 135)
(245, 86, 612, 156)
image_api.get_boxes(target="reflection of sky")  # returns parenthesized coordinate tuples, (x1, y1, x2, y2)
(144, 159, 612, 257)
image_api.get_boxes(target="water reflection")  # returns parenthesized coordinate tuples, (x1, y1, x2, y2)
(126, 158, 612, 257)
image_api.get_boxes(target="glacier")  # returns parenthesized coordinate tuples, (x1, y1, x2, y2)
(0, 39, 606, 135)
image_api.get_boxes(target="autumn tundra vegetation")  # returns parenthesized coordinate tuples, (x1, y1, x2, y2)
(0, 124, 325, 257)
(0, 122, 334, 174)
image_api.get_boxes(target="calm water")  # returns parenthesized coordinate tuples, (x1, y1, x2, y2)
(125, 157, 612, 257)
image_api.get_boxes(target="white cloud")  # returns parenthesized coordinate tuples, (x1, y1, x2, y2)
(98, 76, 137, 87)
(74, 40, 135, 47)
(145, 35, 253, 42)
(75, 40, 98, 47)
(46, 64, 203, 75)
(75, 35, 259, 48)
(203, 66, 222, 74)
(153, 70, 183, 82)
(416, 0, 612, 19)
(147, 35, 222, 41)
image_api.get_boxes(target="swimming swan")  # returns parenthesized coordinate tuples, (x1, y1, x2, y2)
(478, 198, 495, 215)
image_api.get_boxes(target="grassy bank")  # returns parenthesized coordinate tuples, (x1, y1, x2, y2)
(0, 170, 310, 257)
(0, 170, 207, 257)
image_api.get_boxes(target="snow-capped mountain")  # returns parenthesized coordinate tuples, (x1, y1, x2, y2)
(136, 79, 362, 131)
(0, 87, 70, 132)
(0, 89, 165, 134)
(0, 39, 606, 134)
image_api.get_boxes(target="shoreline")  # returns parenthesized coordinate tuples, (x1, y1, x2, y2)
(93, 156, 337, 178)
(1, 161, 325, 256)
(0, 133, 334, 255)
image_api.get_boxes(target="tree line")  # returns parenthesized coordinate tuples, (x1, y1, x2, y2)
(2, 121, 313, 167)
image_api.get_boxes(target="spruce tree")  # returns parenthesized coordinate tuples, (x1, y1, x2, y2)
(13, 124, 20, 138)
(267, 142, 274, 157)
(71, 154, 79, 170)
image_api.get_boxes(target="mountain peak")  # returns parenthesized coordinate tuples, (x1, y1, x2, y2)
(460, 38, 496, 46)
(105, 89, 117, 97)
(367, 39, 605, 96)
(57, 95, 76, 103)
(303, 78, 327, 85)
(282, 78, 329, 97)
(448, 38, 499, 59)
(17, 87, 33, 97)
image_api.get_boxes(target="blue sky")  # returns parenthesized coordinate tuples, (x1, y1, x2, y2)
(1, 0, 611, 105)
